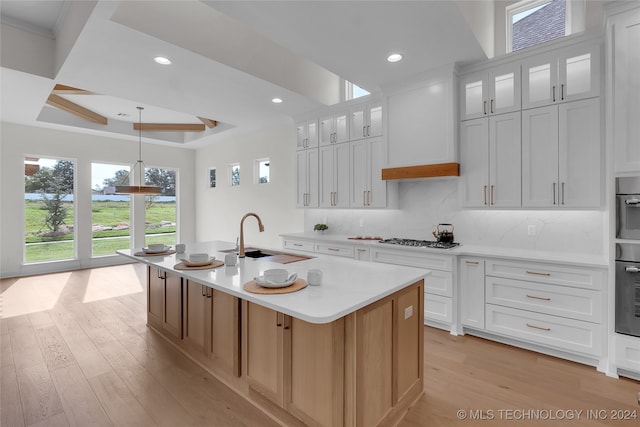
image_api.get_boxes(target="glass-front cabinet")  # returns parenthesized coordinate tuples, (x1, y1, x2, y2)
(459, 62, 521, 120)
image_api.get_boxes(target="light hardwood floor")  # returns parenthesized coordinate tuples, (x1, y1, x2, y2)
(1, 264, 639, 426)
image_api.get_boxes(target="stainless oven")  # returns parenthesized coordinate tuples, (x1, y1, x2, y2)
(616, 244, 640, 337)
(616, 177, 640, 240)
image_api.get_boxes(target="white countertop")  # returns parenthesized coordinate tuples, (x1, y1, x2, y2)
(280, 233, 609, 268)
(117, 240, 430, 324)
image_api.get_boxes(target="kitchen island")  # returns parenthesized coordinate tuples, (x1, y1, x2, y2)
(118, 241, 429, 427)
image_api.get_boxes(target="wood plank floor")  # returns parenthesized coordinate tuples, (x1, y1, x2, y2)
(1, 264, 639, 426)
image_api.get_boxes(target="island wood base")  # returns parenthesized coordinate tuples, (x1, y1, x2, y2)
(146, 265, 424, 426)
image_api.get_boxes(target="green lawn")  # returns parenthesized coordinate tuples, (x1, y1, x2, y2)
(24, 199, 176, 262)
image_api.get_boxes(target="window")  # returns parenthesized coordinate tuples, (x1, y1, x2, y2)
(229, 163, 240, 186)
(345, 80, 370, 101)
(507, 0, 566, 53)
(24, 157, 76, 263)
(255, 158, 270, 184)
(208, 168, 217, 188)
(144, 167, 177, 247)
(91, 162, 131, 257)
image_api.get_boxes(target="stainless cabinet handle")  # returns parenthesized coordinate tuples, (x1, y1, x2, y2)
(206, 288, 212, 298)
(526, 323, 551, 332)
(490, 185, 494, 205)
(552, 85, 556, 102)
(357, 249, 367, 253)
(465, 260, 479, 265)
(561, 182, 565, 205)
(526, 270, 551, 276)
(328, 248, 340, 252)
(201, 285, 206, 297)
(367, 190, 371, 206)
(625, 198, 640, 205)
(483, 100, 487, 115)
(367, 125, 370, 136)
(363, 190, 367, 206)
(561, 83, 564, 100)
(526, 294, 551, 301)
(483, 185, 488, 205)
(363, 126, 366, 137)
(553, 183, 557, 205)
(626, 267, 640, 273)
(490, 99, 494, 114)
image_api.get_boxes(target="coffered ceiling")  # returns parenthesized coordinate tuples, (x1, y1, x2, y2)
(0, 0, 488, 148)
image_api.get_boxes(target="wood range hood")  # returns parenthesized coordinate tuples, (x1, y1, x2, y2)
(381, 162, 460, 180)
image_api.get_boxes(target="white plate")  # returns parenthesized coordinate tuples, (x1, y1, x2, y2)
(143, 246, 170, 254)
(255, 274, 297, 288)
(181, 257, 215, 267)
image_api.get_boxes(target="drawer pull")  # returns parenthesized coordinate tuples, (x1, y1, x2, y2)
(465, 260, 479, 265)
(526, 270, 551, 277)
(526, 294, 551, 301)
(328, 248, 340, 252)
(293, 243, 303, 247)
(526, 323, 551, 332)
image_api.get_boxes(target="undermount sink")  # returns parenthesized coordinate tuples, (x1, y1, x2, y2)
(244, 249, 274, 258)
(219, 247, 312, 263)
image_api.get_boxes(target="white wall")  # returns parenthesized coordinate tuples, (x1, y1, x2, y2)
(195, 125, 304, 249)
(0, 123, 196, 278)
(305, 179, 605, 256)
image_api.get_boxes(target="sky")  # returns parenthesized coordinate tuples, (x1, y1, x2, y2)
(29, 157, 128, 190)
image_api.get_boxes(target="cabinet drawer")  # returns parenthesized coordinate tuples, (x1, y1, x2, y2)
(615, 334, 640, 373)
(485, 259, 603, 290)
(425, 270, 453, 298)
(315, 242, 354, 258)
(486, 304, 602, 356)
(424, 294, 453, 324)
(486, 277, 601, 323)
(370, 247, 453, 271)
(283, 239, 314, 253)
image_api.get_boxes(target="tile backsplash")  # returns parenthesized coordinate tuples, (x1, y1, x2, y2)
(304, 179, 606, 255)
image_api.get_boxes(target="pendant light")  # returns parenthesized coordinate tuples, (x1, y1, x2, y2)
(115, 107, 162, 195)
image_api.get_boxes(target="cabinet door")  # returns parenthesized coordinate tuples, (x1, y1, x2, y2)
(334, 143, 350, 208)
(489, 111, 521, 207)
(245, 302, 284, 406)
(307, 149, 319, 207)
(488, 63, 521, 115)
(459, 118, 489, 207)
(183, 281, 207, 353)
(460, 71, 487, 120)
(319, 116, 334, 146)
(459, 257, 485, 329)
(210, 290, 240, 376)
(614, 10, 640, 173)
(522, 105, 559, 207)
(350, 107, 367, 141)
(296, 122, 307, 149)
(306, 120, 318, 148)
(163, 272, 183, 339)
(147, 267, 164, 329)
(334, 113, 349, 143)
(319, 145, 335, 208)
(367, 137, 386, 208)
(350, 139, 369, 207)
(559, 99, 601, 207)
(368, 104, 383, 137)
(295, 150, 308, 207)
(559, 45, 600, 103)
(522, 53, 558, 109)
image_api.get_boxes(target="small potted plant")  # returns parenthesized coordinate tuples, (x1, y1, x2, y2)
(313, 223, 328, 234)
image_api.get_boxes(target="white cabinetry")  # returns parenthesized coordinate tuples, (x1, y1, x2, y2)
(616, 334, 640, 375)
(460, 63, 521, 120)
(459, 257, 485, 329)
(386, 72, 456, 166)
(350, 137, 387, 207)
(460, 111, 521, 207)
(521, 44, 599, 109)
(319, 112, 349, 146)
(295, 148, 318, 208)
(522, 98, 601, 208)
(370, 247, 453, 328)
(319, 143, 350, 208)
(484, 259, 604, 357)
(296, 119, 318, 150)
(612, 8, 640, 173)
(349, 101, 383, 140)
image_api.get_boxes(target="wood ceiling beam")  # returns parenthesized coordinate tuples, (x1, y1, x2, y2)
(46, 94, 108, 125)
(51, 84, 93, 95)
(198, 117, 218, 128)
(134, 123, 206, 132)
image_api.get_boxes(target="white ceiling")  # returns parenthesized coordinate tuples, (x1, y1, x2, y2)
(0, 0, 488, 149)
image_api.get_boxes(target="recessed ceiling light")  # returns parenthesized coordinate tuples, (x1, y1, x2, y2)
(271, 98, 283, 104)
(154, 56, 172, 65)
(387, 53, 403, 63)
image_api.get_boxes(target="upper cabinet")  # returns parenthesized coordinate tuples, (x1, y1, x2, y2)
(349, 101, 383, 141)
(610, 7, 640, 173)
(350, 137, 387, 208)
(319, 112, 349, 146)
(459, 62, 521, 120)
(521, 44, 600, 110)
(296, 119, 318, 150)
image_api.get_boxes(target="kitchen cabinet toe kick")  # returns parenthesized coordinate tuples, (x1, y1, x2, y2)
(146, 265, 424, 427)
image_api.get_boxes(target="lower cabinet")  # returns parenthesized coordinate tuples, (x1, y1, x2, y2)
(616, 333, 640, 376)
(147, 266, 182, 339)
(459, 256, 485, 329)
(243, 280, 424, 427)
(183, 280, 241, 376)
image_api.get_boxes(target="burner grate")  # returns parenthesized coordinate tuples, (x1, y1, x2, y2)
(379, 238, 460, 249)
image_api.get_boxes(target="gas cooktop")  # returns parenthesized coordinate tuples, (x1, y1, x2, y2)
(378, 238, 461, 249)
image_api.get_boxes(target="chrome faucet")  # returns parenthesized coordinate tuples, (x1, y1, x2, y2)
(239, 212, 264, 258)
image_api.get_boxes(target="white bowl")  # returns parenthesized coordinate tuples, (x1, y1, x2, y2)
(189, 253, 210, 263)
(148, 243, 166, 252)
(263, 268, 288, 283)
